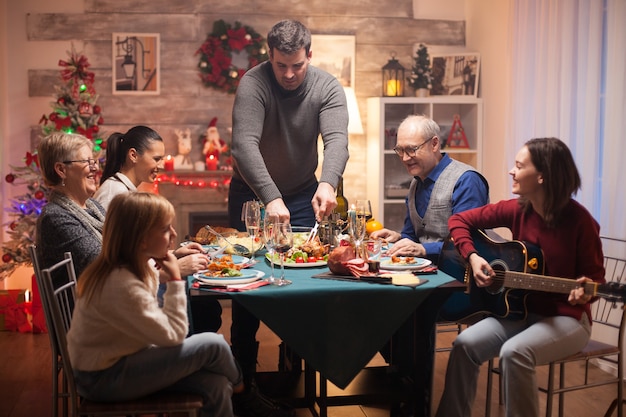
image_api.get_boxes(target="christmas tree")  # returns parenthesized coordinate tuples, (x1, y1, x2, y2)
(1, 46, 105, 280)
(407, 43, 433, 91)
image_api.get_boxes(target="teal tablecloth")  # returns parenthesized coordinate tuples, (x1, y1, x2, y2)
(190, 257, 455, 389)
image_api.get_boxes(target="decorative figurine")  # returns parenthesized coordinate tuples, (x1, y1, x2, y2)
(201, 117, 229, 170)
(173, 128, 194, 170)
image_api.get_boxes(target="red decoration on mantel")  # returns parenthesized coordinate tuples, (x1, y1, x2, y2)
(446, 114, 470, 148)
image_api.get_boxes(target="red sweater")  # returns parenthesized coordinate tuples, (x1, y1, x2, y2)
(448, 198, 605, 320)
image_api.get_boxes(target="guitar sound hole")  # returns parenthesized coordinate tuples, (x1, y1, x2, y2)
(487, 260, 507, 295)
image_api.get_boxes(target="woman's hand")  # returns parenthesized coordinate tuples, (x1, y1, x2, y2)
(568, 277, 594, 305)
(469, 253, 494, 287)
(154, 251, 182, 284)
(176, 253, 210, 277)
(173, 242, 204, 258)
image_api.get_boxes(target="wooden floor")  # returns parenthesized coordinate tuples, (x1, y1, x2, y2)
(0, 301, 621, 417)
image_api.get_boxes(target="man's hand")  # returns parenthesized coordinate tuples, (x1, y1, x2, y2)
(311, 182, 337, 221)
(383, 238, 426, 257)
(265, 199, 290, 223)
(370, 228, 401, 243)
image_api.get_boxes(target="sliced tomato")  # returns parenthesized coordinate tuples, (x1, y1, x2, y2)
(308, 256, 317, 263)
(295, 257, 304, 263)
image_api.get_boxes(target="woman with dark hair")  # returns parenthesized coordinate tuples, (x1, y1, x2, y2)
(435, 137, 606, 417)
(93, 125, 222, 332)
(94, 125, 164, 210)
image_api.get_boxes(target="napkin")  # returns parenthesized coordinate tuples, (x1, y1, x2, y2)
(193, 279, 270, 292)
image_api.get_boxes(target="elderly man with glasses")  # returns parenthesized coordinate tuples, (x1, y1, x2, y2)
(371, 114, 489, 264)
(371, 115, 490, 408)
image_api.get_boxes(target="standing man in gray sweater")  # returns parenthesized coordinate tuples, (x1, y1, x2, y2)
(229, 19, 349, 229)
(226, 19, 350, 417)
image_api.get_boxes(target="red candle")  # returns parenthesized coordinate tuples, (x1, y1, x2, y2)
(206, 154, 218, 171)
(163, 155, 174, 171)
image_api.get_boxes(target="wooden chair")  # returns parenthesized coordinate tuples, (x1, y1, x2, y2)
(34, 248, 204, 417)
(485, 243, 626, 417)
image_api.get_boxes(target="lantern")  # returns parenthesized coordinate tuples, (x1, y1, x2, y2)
(382, 52, 405, 97)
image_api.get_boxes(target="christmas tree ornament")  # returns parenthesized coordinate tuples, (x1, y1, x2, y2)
(78, 101, 93, 117)
(5, 173, 15, 183)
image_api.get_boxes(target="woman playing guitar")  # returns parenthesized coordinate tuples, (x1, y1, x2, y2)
(435, 137, 605, 417)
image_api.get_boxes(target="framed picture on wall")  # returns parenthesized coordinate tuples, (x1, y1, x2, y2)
(430, 53, 480, 97)
(112, 33, 160, 95)
(310, 35, 355, 88)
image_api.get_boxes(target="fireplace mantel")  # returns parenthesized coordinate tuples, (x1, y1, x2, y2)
(156, 171, 232, 243)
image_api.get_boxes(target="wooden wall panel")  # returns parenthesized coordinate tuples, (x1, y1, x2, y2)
(25, 1, 466, 200)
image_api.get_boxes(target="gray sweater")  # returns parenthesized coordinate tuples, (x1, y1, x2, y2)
(231, 61, 349, 204)
(35, 198, 105, 285)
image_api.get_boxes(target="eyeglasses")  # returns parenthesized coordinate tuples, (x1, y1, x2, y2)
(63, 158, 98, 167)
(393, 136, 436, 158)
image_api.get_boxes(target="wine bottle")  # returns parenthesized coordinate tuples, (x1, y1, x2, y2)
(334, 177, 349, 221)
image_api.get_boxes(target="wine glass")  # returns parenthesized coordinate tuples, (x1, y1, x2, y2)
(354, 199, 372, 258)
(349, 210, 367, 259)
(243, 201, 261, 258)
(272, 223, 293, 286)
(356, 199, 373, 222)
(263, 213, 278, 284)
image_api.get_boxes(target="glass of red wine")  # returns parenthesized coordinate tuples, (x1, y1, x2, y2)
(272, 222, 293, 286)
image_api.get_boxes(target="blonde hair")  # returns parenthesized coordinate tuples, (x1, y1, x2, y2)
(77, 192, 175, 303)
(38, 132, 93, 187)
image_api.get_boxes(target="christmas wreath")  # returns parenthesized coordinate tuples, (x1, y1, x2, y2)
(196, 19, 269, 94)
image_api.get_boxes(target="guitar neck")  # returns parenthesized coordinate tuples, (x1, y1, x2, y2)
(503, 270, 597, 296)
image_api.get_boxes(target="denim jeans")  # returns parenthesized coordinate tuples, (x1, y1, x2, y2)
(435, 313, 591, 417)
(74, 333, 243, 417)
(227, 176, 317, 231)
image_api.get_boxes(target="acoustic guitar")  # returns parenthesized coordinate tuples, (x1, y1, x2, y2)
(438, 229, 625, 322)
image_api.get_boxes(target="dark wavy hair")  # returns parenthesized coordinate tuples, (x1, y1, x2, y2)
(99, 126, 163, 185)
(519, 137, 581, 227)
(267, 19, 311, 56)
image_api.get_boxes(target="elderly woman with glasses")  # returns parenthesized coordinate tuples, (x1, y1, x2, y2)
(36, 132, 104, 286)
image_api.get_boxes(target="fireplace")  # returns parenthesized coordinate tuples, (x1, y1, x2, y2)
(156, 172, 231, 243)
(188, 212, 230, 239)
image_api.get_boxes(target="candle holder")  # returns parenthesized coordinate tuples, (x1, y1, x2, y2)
(382, 52, 405, 97)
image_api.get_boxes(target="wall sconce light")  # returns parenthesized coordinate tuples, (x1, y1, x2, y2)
(115, 36, 152, 81)
(382, 52, 405, 97)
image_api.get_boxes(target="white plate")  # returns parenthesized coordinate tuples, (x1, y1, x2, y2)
(379, 257, 432, 271)
(193, 270, 265, 286)
(265, 253, 327, 268)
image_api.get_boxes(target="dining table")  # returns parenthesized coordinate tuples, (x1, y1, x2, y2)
(188, 252, 464, 417)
